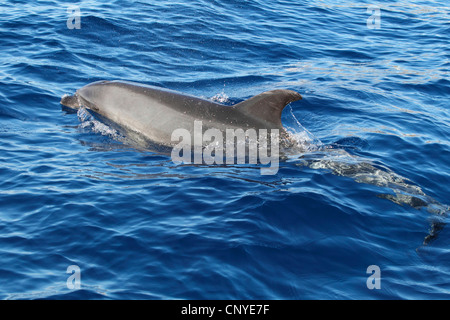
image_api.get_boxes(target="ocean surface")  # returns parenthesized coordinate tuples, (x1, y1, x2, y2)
(0, 0, 449, 299)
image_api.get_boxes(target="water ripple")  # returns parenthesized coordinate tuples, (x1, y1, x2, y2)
(0, 0, 449, 299)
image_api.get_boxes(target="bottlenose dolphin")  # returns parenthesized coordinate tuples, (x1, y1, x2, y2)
(61, 80, 448, 245)
(60, 80, 302, 148)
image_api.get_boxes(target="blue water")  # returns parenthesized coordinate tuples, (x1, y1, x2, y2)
(1, 0, 449, 300)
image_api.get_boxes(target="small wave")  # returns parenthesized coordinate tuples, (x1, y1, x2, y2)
(77, 107, 122, 140)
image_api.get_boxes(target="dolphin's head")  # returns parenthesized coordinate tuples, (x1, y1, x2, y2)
(60, 93, 80, 109)
(75, 80, 113, 112)
(61, 80, 112, 110)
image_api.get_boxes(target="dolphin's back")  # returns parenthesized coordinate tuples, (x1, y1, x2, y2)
(61, 80, 302, 146)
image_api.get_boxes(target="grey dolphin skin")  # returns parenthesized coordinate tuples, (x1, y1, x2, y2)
(60, 80, 302, 147)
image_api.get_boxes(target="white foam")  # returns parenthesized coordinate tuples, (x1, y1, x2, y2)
(77, 107, 121, 140)
(210, 91, 230, 104)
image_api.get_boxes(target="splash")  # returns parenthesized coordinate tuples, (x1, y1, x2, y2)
(77, 107, 123, 141)
(210, 91, 230, 104)
(282, 105, 323, 153)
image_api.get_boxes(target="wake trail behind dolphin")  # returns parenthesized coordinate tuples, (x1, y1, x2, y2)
(283, 114, 449, 245)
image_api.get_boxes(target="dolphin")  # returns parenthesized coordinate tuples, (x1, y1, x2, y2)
(60, 80, 449, 244)
(60, 80, 302, 148)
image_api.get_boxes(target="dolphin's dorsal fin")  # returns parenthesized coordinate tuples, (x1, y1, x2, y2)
(234, 89, 302, 126)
